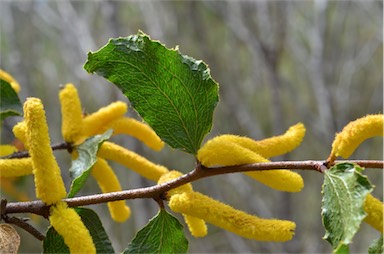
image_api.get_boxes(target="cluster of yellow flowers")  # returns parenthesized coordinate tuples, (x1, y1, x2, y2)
(0, 69, 383, 252)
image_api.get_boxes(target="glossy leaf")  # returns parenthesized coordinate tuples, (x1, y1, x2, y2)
(0, 80, 22, 121)
(124, 209, 188, 254)
(84, 31, 219, 154)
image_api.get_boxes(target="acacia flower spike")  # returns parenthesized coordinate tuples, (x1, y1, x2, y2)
(81, 101, 128, 138)
(331, 114, 384, 159)
(91, 158, 131, 222)
(12, 121, 28, 148)
(158, 171, 207, 237)
(198, 137, 304, 192)
(363, 194, 383, 232)
(0, 158, 33, 177)
(0, 69, 20, 93)
(59, 83, 84, 144)
(219, 123, 306, 158)
(98, 141, 168, 182)
(49, 202, 96, 253)
(169, 191, 296, 242)
(24, 98, 66, 205)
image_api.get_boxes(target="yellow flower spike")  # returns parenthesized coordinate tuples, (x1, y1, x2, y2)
(59, 84, 84, 144)
(0, 145, 18, 157)
(91, 158, 131, 222)
(12, 121, 28, 148)
(0, 69, 20, 93)
(24, 98, 66, 205)
(331, 114, 384, 158)
(169, 191, 296, 242)
(198, 138, 304, 192)
(363, 194, 383, 232)
(109, 118, 164, 151)
(49, 202, 96, 254)
(218, 123, 306, 158)
(98, 141, 168, 182)
(81, 101, 128, 138)
(158, 171, 208, 237)
(0, 158, 33, 177)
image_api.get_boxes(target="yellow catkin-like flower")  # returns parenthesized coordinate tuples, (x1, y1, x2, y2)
(218, 123, 306, 158)
(109, 118, 164, 151)
(0, 69, 20, 93)
(331, 114, 384, 158)
(0, 145, 18, 156)
(49, 202, 96, 254)
(81, 101, 128, 138)
(24, 98, 66, 205)
(363, 194, 383, 232)
(158, 171, 208, 237)
(197, 138, 304, 192)
(59, 84, 84, 144)
(169, 191, 295, 242)
(91, 158, 131, 222)
(98, 141, 168, 182)
(0, 158, 33, 177)
(12, 121, 28, 148)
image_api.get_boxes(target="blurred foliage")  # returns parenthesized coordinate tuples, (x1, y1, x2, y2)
(0, 1, 382, 253)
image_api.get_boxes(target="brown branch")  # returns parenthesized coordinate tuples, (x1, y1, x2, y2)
(4, 159, 382, 217)
(4, 216, 45, 241)
(0, 142, 70, 159)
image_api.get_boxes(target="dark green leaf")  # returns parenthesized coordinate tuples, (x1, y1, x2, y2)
(84, 31, 219, 154)
(75, 208, 115, 253)
(0, 80, 22, 121)
(124, 209, 188, 254)
(322, 162, 373, 250)
(67, 129, 113, 198)
(368, 235, 383, 254)
(43, 208, 114, 254)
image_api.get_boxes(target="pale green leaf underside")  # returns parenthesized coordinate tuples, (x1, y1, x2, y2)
(322, 162, 373, 249)
(84, 31, 219, 154)
(67, 129, 113, 198)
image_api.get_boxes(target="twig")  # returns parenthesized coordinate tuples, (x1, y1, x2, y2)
(0, 142, 70, 159)
(4, 159, 382, 217)
(4, 216, 45, 241)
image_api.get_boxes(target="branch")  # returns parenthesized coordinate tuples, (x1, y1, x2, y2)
(4, 160, 382, 217)
(0, 142, 70, 159)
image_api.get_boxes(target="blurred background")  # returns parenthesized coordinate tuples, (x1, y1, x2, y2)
(1, 1, 382, 253)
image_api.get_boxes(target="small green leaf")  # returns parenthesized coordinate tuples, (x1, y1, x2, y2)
(43, 208, 114, 254)
(322, 162, 373, 250)
(67, 129, 113, 198)
(84, 31, 219, 154)
(368, 235, 383, 254)
(334, 244, 349, 254)
(124, 209, 188, 254)
(0, 80, 22, 121)
(75, 208, 115, 253)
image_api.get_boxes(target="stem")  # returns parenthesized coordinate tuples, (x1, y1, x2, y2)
(4, 216, 45, 241)
(0, 142, 70, 159)
(4, 159, 382, 216)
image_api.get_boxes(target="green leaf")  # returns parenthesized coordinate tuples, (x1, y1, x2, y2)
(368, 235, 383, 254)
(67, 129, 113, 198)
(0, 79, 22, 121)
(322, 162, 373, 250)
(124, 209, 188, 254)
(84, 31, 219, 154)
(334, 244, 349, 254)
(43, 208, 114, 254)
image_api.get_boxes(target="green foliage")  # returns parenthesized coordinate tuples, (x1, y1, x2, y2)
(43, 208, 114, 253)
(67, 130, 113, 198)
(84, 31, 219, 154)
(0, 80, 22, 121)
(322, 163, 373, 252)
(124, 209, 188, 254)
(368, 235, 383, 254)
